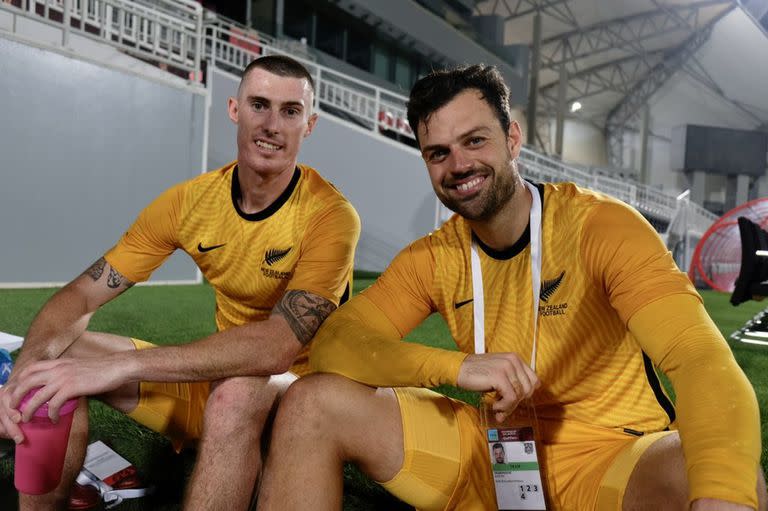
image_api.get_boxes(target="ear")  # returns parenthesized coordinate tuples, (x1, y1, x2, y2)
(304, 112, 319, 138)
(507, 120, 523, 159)
(227, 96, 239, 125)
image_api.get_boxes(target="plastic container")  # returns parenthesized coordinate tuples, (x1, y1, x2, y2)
(14, 388, 79, 495)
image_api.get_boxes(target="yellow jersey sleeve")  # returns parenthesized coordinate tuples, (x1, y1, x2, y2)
(362, 238, 438, 337)
(310, 239, 468, 386)
(580, 199, 699, 322)
(104, 183, 184, 283)
(286, 201, 360, 305)
(628, 294, 760, 508)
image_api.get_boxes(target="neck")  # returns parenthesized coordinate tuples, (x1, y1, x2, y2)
(236, 162, 296, 214)
(469, 177, 531, 252)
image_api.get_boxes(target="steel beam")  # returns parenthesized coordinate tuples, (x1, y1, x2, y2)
(539, 51, 665, 104)
(539, 0, 731, 71)
(606, 5, 733, 132)
(527, 12, 542, 146)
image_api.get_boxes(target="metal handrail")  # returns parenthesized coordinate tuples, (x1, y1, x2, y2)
(1, 0, 203, 77)
(0, 0, 716, 239)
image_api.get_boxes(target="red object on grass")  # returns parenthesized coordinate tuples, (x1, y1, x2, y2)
(688, 197, 768, 291)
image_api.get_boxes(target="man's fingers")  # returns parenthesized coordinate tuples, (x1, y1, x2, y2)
(492, 378, 523, 415)
(510, 365, 537, 398)
(0, 410, 24, 443)
(46, 392, 74, 423)
(20, 384, 57, 423)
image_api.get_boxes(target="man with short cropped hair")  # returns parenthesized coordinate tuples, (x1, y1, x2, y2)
(0, 55, 359, 511)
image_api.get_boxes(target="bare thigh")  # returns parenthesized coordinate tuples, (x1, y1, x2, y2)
(276, 373, 404, 482)
(61, 331, 140, 413)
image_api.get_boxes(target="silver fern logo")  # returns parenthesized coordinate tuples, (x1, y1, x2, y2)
(265, 247, 292, 266)
(540, 271, 565, 303)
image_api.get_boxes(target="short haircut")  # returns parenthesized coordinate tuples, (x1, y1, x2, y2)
(492, 442, 504, 450)
(407, 64, 511, 146)
(238, 55, 315, 96)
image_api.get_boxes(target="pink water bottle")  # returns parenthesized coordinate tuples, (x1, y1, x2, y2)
(13, 388, 79, 495)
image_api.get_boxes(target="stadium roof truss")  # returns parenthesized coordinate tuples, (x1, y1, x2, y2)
(472, 0, 750, 163)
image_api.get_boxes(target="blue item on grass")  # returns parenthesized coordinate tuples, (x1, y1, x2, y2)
(0, 348, 13, 385)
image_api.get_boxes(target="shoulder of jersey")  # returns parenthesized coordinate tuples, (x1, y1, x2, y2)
(540, 181, 622, 215)
(298, 164, 353, 205)
(424, 213, 468, 251)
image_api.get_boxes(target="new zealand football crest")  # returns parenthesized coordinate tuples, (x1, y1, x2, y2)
(261, 247, 294, 279)
(539, 270, 568, 317)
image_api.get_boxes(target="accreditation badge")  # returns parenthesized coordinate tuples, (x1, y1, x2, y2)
(481, 402, 548, 510)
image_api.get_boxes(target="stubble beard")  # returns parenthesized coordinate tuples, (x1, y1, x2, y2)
(439, 157, 518, 221)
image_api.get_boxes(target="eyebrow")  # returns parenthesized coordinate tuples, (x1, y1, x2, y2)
(245, 95, 305, 109)
(420, 126, 492, 154)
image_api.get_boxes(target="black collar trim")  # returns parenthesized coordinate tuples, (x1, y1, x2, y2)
(231, 165, 301, 221)
(473, 182, 544, 261)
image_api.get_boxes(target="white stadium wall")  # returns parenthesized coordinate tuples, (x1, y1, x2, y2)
(0, 35, 205, 287)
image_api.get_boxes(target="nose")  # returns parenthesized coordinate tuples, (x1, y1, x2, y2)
(262, 108, 280, 134)
(450, 148, 473, 174)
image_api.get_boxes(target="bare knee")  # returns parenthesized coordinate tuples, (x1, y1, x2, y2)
(623, 433, 688, 511)
(203, 375, 295, 437)
(274, 374, 356, 433)
(272, 374, 403, 480)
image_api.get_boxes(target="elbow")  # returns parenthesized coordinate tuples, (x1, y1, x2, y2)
(308, 336, 338, 373)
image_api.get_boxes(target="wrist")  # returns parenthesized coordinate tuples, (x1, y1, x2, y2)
(112, 349, 143, 385)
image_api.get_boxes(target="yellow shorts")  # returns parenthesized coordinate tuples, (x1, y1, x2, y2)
(381, 388, 674, 511)
(126, 339, 210, 451)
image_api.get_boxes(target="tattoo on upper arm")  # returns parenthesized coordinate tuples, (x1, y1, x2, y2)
(274, 290, 336, 346)
(82, 257, 134, 289)
(107, 267, 134, 289)
(84, 258, 107, 281)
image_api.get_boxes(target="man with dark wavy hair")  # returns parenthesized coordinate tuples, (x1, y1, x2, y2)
(1, 55, 359, 511)
(258, 64, 765, 511)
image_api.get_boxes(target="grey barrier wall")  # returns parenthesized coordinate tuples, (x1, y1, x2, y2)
(0, 36, 205, 286)
(207, 68, 436, 272)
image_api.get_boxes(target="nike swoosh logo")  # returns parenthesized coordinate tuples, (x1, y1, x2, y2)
(198, 242, 226, 253)
(454, 298, 473, 309)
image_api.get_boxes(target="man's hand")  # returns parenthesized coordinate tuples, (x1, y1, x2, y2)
(456, 353, 540, 423)
(0, 383, 24, 443)
(7, 357, 127, 423)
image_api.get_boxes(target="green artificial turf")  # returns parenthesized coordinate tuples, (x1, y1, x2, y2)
(0, 282, 766, 509)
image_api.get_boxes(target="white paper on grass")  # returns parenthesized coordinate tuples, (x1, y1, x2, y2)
(0, 331, 23, 353)
(83, 441, 133, 482)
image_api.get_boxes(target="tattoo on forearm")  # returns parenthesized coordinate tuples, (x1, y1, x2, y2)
(274, 290, 336, 346)
(84, 257, 107, 281)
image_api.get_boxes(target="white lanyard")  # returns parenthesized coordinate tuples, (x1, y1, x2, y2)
(471, 181, 542, 371)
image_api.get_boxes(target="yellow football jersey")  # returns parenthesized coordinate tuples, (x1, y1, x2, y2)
(355, 182, 694, 430)
(105, 161, 360, 375)
(311, 181, 759, 507)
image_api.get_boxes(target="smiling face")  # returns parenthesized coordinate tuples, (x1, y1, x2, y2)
(228, 67, 317, 178)
(418, 89, 522, 221)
